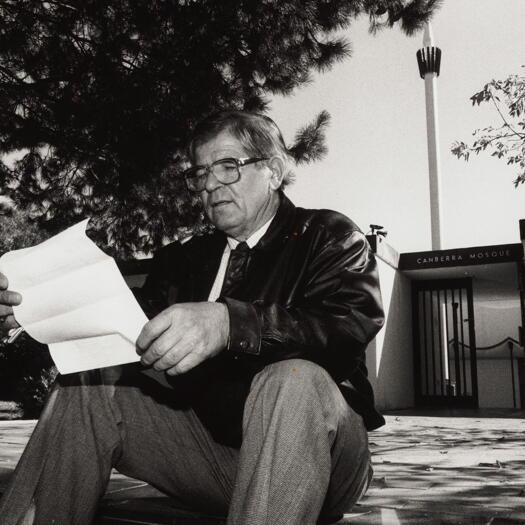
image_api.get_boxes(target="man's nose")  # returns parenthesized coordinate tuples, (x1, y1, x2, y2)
(203, 169, 223, 192)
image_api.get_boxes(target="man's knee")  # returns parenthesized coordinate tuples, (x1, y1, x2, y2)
(248, 359, 347, 421)
(254, 358, 331, 388)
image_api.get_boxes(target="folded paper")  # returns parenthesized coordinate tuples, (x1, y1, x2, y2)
(0, 220, 148, 373)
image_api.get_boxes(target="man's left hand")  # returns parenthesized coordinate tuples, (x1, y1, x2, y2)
(136, 302, 229, 376)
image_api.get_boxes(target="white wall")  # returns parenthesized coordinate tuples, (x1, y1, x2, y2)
(472, 277, 522, 408)
(477, 358, 520, 408)
(367, 258, 414, 410)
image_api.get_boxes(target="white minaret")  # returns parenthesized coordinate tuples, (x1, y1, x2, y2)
(417, 23, 443, 250)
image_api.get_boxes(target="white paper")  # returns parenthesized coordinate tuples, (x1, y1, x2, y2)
(0, 220, 148, 374)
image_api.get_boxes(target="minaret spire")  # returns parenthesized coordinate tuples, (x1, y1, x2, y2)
(417, 22, 443, 250)
(423, 22, 434, 47)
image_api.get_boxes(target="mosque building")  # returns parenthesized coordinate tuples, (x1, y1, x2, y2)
(365, 24, 525, 412)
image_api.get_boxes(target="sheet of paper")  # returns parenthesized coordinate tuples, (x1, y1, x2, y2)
(0, 220, 148, 374)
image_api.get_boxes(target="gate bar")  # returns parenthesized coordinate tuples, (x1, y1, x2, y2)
(459, 288, 467, 396)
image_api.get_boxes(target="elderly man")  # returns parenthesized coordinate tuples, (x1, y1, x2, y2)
(0, 111, 384, 525)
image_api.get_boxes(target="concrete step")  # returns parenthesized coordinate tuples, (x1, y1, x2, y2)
(96, 497, 226, 525)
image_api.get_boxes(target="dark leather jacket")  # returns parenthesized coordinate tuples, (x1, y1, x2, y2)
(137, 193, 385, 446)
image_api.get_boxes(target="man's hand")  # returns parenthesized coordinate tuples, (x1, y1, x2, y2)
(0, 272, 22, 335)
(136, 302, 229, 376)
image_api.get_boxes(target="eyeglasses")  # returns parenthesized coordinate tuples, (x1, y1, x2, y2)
(183, 157, 268, 193)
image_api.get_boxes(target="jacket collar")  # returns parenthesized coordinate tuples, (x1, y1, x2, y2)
(227, 212, 275, 250)
(254, 191, 297, 252)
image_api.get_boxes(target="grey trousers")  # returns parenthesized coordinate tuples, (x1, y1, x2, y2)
(0, 359, 372, 525)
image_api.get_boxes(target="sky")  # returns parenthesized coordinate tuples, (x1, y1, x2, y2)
(268, 0, 524, 253)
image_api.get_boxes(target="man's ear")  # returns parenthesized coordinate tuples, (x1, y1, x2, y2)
(268, 157, 285, 190)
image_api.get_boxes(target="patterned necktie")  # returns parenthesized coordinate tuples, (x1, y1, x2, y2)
(220, 241, 250, 297)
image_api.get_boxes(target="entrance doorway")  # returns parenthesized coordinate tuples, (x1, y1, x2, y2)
(412, 278, 479, 407)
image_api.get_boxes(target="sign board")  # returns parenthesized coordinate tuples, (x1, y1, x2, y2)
(400, 243, 523, 271)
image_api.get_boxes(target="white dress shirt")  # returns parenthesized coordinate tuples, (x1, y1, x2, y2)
(207, 216, 275, 302)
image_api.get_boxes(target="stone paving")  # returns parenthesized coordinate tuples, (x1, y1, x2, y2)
(346, 412, 525, 524)
(1, 412, 525, 524)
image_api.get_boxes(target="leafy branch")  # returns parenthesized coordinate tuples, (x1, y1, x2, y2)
(451, 70, 525, 187)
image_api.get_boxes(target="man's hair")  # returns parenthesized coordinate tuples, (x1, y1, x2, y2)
(187, 110, 295, 187)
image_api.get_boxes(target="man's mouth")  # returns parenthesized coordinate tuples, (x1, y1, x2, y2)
(211, 200, 231, 208)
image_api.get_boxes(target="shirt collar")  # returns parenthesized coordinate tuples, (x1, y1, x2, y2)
(227, 214, 276, 250)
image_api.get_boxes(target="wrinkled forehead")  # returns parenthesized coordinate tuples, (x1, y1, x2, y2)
(193, 129, 248, 164)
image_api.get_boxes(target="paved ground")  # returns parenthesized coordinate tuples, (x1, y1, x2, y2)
(1, 410, 525, 524)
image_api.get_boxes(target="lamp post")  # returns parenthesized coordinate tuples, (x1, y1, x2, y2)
(417, 23, 443, 250)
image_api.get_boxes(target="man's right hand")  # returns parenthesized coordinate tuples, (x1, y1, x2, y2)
(0, 272, 21, 335)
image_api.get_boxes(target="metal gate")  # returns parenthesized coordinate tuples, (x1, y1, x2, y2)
(412, 278, 479, 407)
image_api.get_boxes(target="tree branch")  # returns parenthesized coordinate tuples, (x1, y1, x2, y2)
(489, 90, 525, 139)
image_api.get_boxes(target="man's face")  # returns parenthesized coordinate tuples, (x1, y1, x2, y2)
(195, 130, 277, 240)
